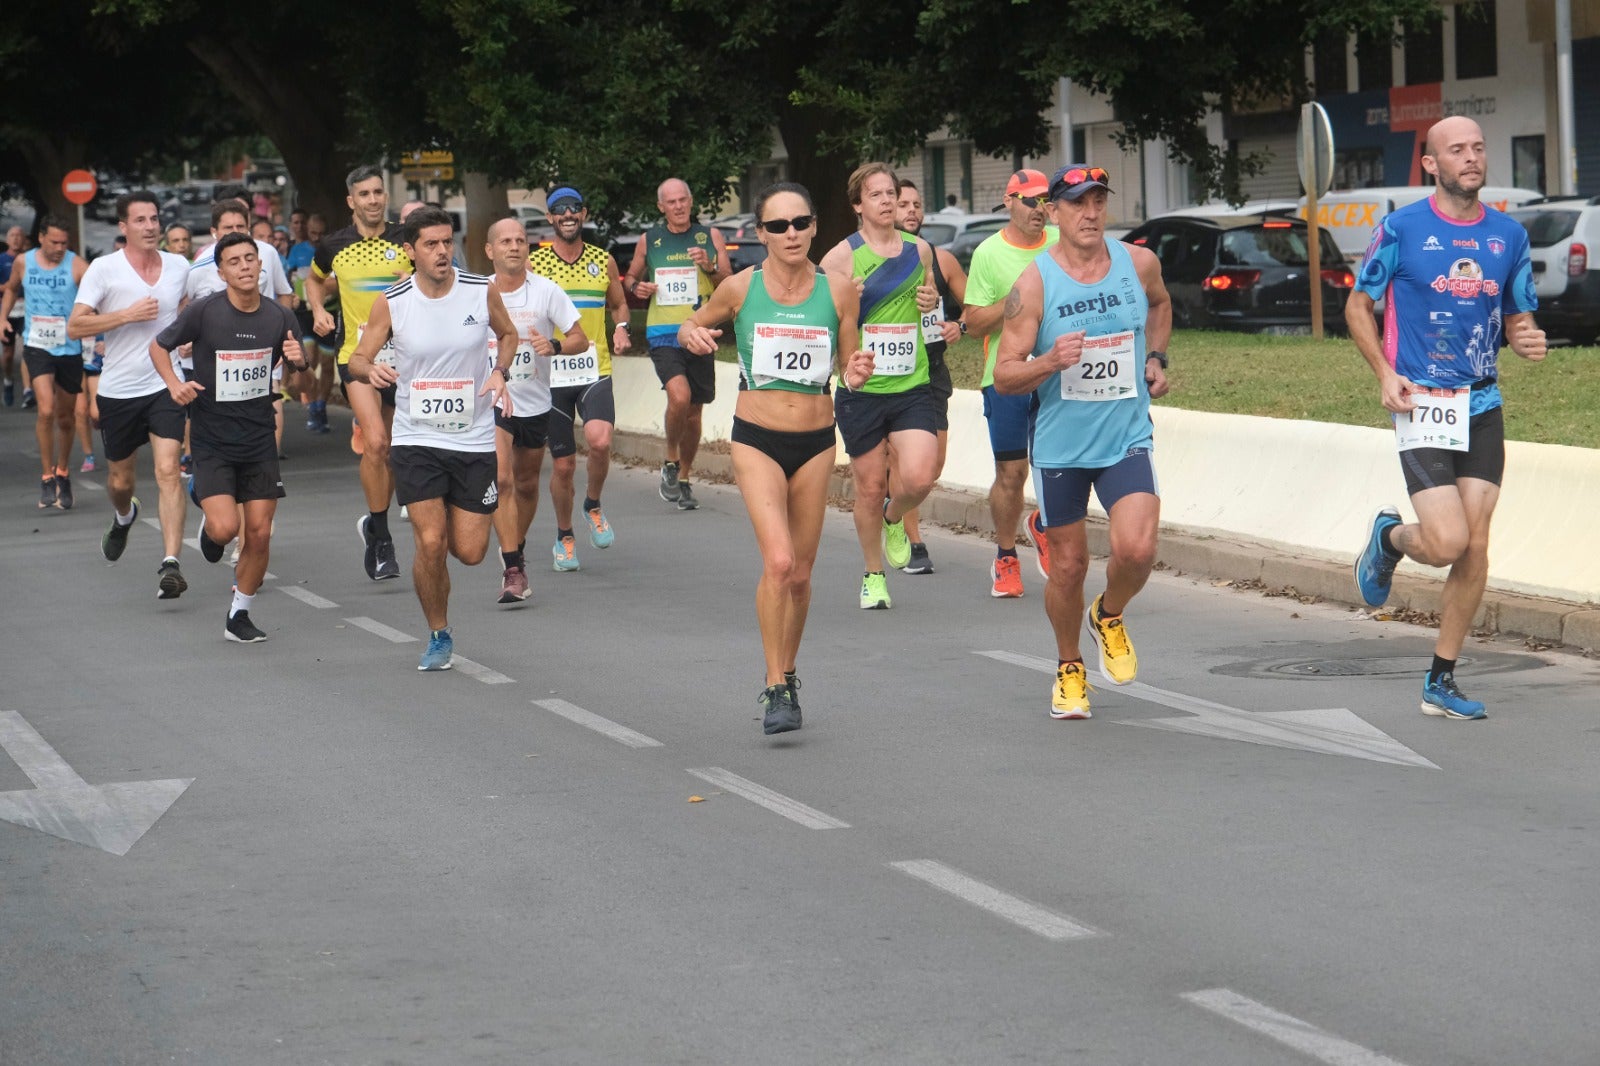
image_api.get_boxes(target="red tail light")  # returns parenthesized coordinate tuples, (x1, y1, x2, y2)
(1203, 269, 1261, 291)
(1320, 268, 1356, 289)
(1262, 219, 1293, 229)
(1569, 242, 1587, 277)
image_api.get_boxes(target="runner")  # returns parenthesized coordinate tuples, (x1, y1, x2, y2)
(1, 225, 27, 407)
(77, 335, 104, 472)
(293, 212, 335, 433)
(622, 178, 730, 511)
(66, 190, 192, 598)
(817, 162, 941, 609)
(347, 207, 517, 669)
(963, 169, 1058, 597)
(304, 164, 413, 582)
(893, 178, 968, 574)
(149, 232, 307, 642)
(482, 215, 588, 601)
(0, 215, 88, 509)
(678, 181, 872, 733)
(163, 224, 193, 262)
(528, 186, 631, 570)
(992, 165, 1172, 720)
(1348, 117, 1543, 721)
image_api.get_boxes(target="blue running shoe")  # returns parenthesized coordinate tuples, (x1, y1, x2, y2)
(187, 473, 201, 508)
(418, 628, 454, 671)
(1421, 672, 1487, 720)
(1354, 507, 1403, 607)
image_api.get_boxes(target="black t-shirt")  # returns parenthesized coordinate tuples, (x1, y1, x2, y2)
(156, 291, 300, 462)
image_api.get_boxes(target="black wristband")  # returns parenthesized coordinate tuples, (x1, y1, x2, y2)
(1146, 350, 1168, 369)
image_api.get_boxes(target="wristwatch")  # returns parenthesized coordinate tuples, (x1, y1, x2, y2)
(958, 319, 968, 335)
(1146, 349, 1168, 369)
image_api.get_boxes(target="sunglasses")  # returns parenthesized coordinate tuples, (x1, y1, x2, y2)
(759, 215, 814, 234)
(1011, 194, 1049, 209)
(548, 203, 583, 216)
(1057, 167, 1110, 188)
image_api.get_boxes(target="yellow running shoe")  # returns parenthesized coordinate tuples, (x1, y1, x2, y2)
(1085, 593, 1138, 685)
(1051, 661, 1092, 719)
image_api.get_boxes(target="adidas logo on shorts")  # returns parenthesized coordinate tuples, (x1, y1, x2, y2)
(482, 481, 498, 506)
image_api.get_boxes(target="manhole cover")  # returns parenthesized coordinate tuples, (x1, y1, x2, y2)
(1213, 643, 1546, 680)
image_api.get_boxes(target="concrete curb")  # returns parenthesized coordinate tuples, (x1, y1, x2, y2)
(608, 429, 1598, 655)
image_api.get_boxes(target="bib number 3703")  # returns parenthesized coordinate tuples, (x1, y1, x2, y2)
(409, 378, 475, 433)
(1394, 385, 1469, 452)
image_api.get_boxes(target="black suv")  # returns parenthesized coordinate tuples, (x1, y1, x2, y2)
(1121, 213, 1353, 334)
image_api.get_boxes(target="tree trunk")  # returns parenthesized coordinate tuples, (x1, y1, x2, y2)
(461, 172, 508, 274)
(777, 104, 863, 257)
(15, 133, 89, 251)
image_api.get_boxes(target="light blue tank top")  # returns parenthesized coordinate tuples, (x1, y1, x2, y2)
(22, 249, 82, 356)
(1030, 237, 1150, 468)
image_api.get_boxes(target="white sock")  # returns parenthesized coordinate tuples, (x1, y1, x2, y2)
(115, 506, 136, 526)
(230, 587, 254, 618)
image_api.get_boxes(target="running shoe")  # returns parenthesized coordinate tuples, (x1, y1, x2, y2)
(357, 515, 379, 579)
(585, 506, 615, 548)
(38, 476, 56, 510)
(197, 514, 226, 564)
(1050, 662, 1092, 720)
(990, 555, 1024, 598)
(315, 402, 331, 434)
(677, 482, 698, 511)
(1025, 508, 1051, 578)
(551, 536, 580, 572)
(658, 460, 681, 502)
(859, 571, 891, 610)
(785, 671, 802, 713)
(156, 560, 188, 600)
(760, 683, 802, 735)
(80, 454, 96, 473)
(882, 511, 912, 569)
(400, 505, 410, 521)
(180, 453, 192, 476)
(372, 536, 400, 580)
(418, 628, 454, 671)
(306, 405, 319, 431)
(54, 474, 72, 511)
(225, 610, 267, 643)
(1, 379, 10, 406)
(21, 388, 34, 409)
(229, 543, 241, 566)
(1085, 593, 1137, 685)
(1354, 507, 1403, 607)
(1421, 672, 1487, 720)
(187, 474, 201, 508)
(102, 497, 138, 562)
(902, 543, 934, 575)
(498, 565, 530, 603)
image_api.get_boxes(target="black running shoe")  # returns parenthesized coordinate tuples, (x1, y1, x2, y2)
(357, 515, 379, 579)
(157, 560, 188, 600)
(785, 671, 802, 713)
(102, 498, 139, 561)
(373, 536, 400, 580)
(38, 475, 56, 509)
(197, 515, 225, 564)
(676, 482, 699, 511)
(54, 474, 72, 511)
(225, 610, 267, 643)
(902, 542, 934, 574)
(760, 684, 802, 735)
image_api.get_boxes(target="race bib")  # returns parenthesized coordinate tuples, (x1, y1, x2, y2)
(751, 324, 831, 387)
(27, 315, 66, 350)
(551, 344, 600, 388)
(1060, 330, 1139, 402)
(214, 347, 273, 402)
(355, 323, 396, 367)
(654, 267, 697, 307)
(508, 342, 539, 382)
(409, 378, 475, 433)
(920, 309, 944, 346)
(863, 322, 918, 376)
(1394, 385, 1469, 452)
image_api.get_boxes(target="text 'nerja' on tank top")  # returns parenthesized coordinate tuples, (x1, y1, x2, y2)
(735, 267, 839, 394)
(848, 231, 928, 394)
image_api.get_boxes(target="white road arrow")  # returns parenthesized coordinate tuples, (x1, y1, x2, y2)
(976, 651, 1438, 769)
(0, 711, 193, 855)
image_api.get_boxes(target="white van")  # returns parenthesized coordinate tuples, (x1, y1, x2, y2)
(1298, 186, 1542, 261)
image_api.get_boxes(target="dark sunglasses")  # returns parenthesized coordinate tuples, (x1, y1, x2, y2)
(1058, 167, 1110, 188)
(759, 215, 814, 234)
(1011, 194, 1049, 209)
(548, 203, 583, 216)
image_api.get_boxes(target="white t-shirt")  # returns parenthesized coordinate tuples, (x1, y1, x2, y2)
(389, 270, 497, 451)
(491, 275, 580, 419)
(75, 250, 190, 399)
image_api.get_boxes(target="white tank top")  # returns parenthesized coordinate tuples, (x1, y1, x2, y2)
(388, 269, 496, 451)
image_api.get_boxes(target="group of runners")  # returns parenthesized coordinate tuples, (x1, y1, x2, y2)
(11, 113, 1541, 731)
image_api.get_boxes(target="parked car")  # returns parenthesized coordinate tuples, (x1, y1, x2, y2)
(1509, 195, 1600, 346)
(167, 180, 245, 232)
(711, 213, 767, 272)
(1122, 212, 1353, 334)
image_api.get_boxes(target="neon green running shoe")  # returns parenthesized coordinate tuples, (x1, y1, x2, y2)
(859, 571, 891, 610)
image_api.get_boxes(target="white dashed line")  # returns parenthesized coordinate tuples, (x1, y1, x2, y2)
(344, 616, 416, 643)
(140, 517, 161, 533)
(279, 586, 338, 609)
(685, 768, 849, 830)
(1181, 989, 1411, 1066)
(533, 699, 663, 749)
(889, 860, 1100, 941)
(76, 478, 101, 492)
(451, 655, 514, 685)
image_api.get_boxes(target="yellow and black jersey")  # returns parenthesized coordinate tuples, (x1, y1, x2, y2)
(529, 242, 616, 376)
(312, 223, 413, 364)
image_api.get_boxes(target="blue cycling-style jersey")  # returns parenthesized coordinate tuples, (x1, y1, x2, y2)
(1354, 196, 1535, 413)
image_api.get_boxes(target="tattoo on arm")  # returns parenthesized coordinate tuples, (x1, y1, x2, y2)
(1002, 286, 1022, 320)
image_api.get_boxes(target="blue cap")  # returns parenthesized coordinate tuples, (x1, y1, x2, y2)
(547, 186, 584, 208)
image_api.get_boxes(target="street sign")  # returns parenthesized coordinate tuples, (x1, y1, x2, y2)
(1296, 103, 1333, 200)
(61, 169, 98, 205)
(401, 150, 454, 183)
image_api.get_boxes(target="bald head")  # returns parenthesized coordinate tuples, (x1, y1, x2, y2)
(485, 216, 523, 244)
(657, 178, 693, 231)
(1420, 116, 1487, 203)
(1424, 116, 1483, 159)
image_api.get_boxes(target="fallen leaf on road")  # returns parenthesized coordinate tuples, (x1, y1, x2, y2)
(688, 795, 704, 803)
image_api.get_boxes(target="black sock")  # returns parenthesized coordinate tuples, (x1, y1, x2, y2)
(583, 496, 600, 513)
(1429, 655, 1455, 683)
(501, 550, 523, 570)
(557, 527, 574, 542)
(1058, 658, 1083, 670)
(1380, 525, 1400, 556)
(997, 546, 1018, 560)
(518, 539, 526, 555)
(368, 509, 390, 540)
